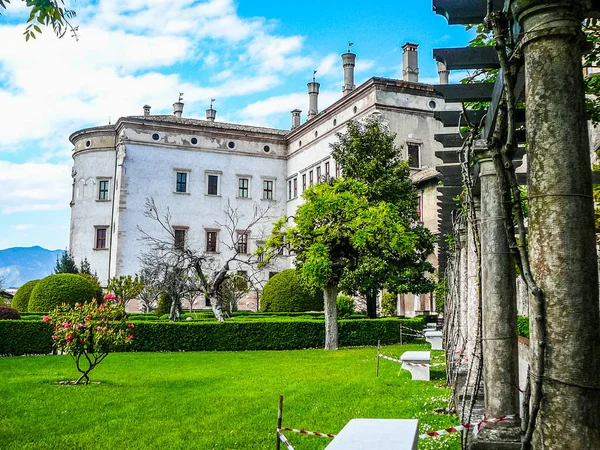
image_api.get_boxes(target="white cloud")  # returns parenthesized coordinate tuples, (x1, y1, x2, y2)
(12, 224, 33, 231)
(0, 161, 71, 214)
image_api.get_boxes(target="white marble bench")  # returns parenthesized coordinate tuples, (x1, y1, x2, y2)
(326, 419, 418, 449)
(424, 330, 443, 350)
(400, 351, 431, 381)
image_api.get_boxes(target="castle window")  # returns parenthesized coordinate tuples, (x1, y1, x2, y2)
(227, 141, 236, 149)
(206, 230, 219, 253)
(176, 172, 187, 193)
(302, 174, 306, 191)
(236, 232, 249, 254)
(191, 137, 198, 145)
(98, 179, 110, 201)
(407, 143, 421, 169)
(325, 162, 330, 179)
(288, 180, 292, 200)
(238, 177, 250, 198)
(309, 170, 314, 187)
(95, 227, 108, 250)
(263, 145, 271, 153)
(316, 166, 321, 184)
(152, 133, 159, 141)
(206, 172, 221, 196)
(263, 180, 274, 200)
(173, 228, 187, 250)
(293, 178, 297, 198)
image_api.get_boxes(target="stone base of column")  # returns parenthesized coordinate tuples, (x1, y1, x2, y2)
(468, 421, 521, 450)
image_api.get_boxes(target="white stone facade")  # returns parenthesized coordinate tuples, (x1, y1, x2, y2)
(69, 57, 449, 312)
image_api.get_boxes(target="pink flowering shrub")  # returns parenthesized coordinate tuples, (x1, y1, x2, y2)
(44, 299, 134, 384)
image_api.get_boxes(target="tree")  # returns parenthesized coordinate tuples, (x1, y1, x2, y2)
(263, 178, 428, 349)
(218, 271, 249, 315)
(0, 0, 78, 40)
(107, 275, 144, 308)
(330, 117, 436, 318)
(138, 197, 276, 321)
(44, 300, 133, 384)
(137, 269, 160, 313)
(54, 250, 78, 274)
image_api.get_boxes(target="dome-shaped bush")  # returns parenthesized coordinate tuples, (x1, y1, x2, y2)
(28, 274, 97, 312)
(11, 279, 39, 311)
(260, 269, 324, 312)
(0, 306, 21, 320)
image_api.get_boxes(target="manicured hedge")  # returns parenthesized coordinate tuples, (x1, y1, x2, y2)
(11, 280, 39, 311)
(0, 320, 53, 356)
(260, 269, 324, 312)
(517, 316, 529, 339)
(28, 274, 97, 312)
(0, 317, 425, 355)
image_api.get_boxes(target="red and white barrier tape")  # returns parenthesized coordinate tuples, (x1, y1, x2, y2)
(281, 427, 336, 439)
(379, 353, 445, 367)
(419, 414, 518, 439)
(277, 430, 295, 449)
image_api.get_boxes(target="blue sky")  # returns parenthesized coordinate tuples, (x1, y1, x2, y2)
(0, 0, 473, 251)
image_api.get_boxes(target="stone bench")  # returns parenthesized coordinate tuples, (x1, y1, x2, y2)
(326, 418, 418, 449)
(400, 351, 431, 381)
(424, 330, 443, 350)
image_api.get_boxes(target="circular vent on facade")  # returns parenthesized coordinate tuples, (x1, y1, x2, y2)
(191, 137, 198, 145)
(228, 141, 236, 149)
(263, 145, 270, 153)
(152, 133, 159, 141)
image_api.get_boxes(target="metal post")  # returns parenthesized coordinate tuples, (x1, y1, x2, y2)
(376, 340, 381, 377)
(277, 395, 283, 450)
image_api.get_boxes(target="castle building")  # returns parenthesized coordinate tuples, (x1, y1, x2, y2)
(69, 43, 450, 313)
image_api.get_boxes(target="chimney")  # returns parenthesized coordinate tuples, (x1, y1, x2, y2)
(437, 61, 449, 84)
(173, 92, 184, 118)
(341, 44, 356, 96)
(402, 42, 419, 82)
(206, 98, 217, 122)
(307, 71, 320, 121)
(291, 109, 302, 129)
(143, 105, 151, 116)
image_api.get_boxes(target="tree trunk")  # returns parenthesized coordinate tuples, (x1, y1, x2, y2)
(209, 293, 224, 322)
(324, 284, 339, 350)
(169, 295, 181, 321)
(366, 289, 377, 319)
(511, 2, 600, 447)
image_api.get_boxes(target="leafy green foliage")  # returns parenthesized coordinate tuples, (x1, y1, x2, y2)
(54, 251, 78, 274)
(380, 292, 397, 317)
(44, 300, 133, 384)
(0, 320, 53, 355)
(517, 316, 530, 339)
(78, 273, 103, 302)
(11, 279, 39, 311)
(0, 316, 426, 355)
(434, 278, 449, 313)
(107, 274, 144, 307)
(0, 306, 21, 320)
(0, 0, 78, 40)
(28, 274, 96, 312)
(336, 295, 355, 318)
(260, 269, 324, 312)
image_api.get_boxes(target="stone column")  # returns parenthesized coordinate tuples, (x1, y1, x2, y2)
(470, 142, 520, 448)
(511, 2, 600, 448)
(458, 230, 469, 353)
(466, 199, 480, 368)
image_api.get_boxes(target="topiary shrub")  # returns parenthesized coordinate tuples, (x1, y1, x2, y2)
(381, 292, 397, 317)
(28, 274, 97, 312)
(0, 306, 21, 320)
(11, 279, 40, 311)
(336, 295, 355, 318)
(78, 273, 104, 302)
(260, 269, 324, 312)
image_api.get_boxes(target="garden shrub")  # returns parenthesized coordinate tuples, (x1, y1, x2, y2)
(0, 306, 21, 320)
(44, 300, 134, 384)
(336, 295, 355, 318)
(78, 273, 104, 302)
(260, 269, 324, 312)
(11, 279, 39, 311)
(28, 274, 97, 312)
(0, 316, 426, 355)
(380, 292, 397, 317)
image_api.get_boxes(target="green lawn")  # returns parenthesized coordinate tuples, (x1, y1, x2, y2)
(0, 344, 459, 449)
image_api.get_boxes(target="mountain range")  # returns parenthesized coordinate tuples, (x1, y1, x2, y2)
(0, 246, 64, 289)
